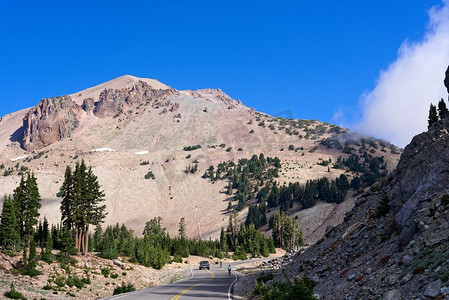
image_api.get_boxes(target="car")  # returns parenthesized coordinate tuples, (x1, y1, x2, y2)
(199, 260, 210, 270)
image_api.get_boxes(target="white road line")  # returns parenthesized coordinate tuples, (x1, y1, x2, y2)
(227, 271, 238, 300)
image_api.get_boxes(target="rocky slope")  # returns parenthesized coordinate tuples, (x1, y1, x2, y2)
(0, 75, 401, 241)
(265, 69, 449, 299)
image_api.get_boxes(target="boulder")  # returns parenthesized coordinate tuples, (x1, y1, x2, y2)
(383, 289, 402, 300)
(424, 279, 442, 298)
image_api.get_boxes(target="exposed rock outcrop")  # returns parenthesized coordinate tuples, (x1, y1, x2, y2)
(82, 97, 95, 114)
(269, 67, 449, 299)
(23, 96, 82, 151)
(93, 80, 174, 118)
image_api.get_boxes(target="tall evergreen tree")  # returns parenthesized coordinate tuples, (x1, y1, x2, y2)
(0, 195, 21, 251)
(14, 174, 41, 251)
(438, 98, 449, 120)
(60, 166, 74, 232)
(59, 160, 106, 255)
(178, 217, 186, 239)
(428, 103, 439, 129)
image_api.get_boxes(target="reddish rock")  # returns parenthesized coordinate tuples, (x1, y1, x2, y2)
(23, 96, 82, 151)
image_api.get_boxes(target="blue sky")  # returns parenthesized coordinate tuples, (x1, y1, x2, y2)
(1, 0, 448, 146)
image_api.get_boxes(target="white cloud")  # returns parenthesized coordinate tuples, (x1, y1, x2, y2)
(355, 0, 449, 147)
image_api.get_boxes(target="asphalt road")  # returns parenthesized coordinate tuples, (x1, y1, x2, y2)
(105, 264, 239, 300)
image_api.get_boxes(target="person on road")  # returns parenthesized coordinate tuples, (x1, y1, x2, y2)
(220, 261, 222, 269)
(227, 265, 231, 275)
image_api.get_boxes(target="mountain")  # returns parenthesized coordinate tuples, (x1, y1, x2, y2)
(0, 76, 401, 241)
(262, 66, 449, 299)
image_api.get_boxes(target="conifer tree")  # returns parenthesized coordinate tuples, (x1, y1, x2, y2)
(428, 103, 438, 129)
(0, 195, 21, 251)
(438, 98, 449, 120)
(13, 174, 41, 257)
(59, 160, 106, 255)
(178, 217, 186, 239)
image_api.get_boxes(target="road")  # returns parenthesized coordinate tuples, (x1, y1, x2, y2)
(105, 264, 239, 300)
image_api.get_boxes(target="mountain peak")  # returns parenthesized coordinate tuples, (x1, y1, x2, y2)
(70, 75, 172, 105)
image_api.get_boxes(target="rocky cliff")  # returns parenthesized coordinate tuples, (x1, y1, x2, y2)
(22, 96, 83, 152)
(93, 80, 174, 118)
(262, 68, 449, 299)
(22, 80, 176, 151)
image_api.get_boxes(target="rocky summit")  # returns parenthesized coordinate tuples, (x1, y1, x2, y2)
(267, 68, 449, 299)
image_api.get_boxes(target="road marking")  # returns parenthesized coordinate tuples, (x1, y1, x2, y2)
(228, 271, 238, 300)
(172, 269, 215, 300)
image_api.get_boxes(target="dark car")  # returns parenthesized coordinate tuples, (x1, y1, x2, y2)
(199, 260, 210, 270)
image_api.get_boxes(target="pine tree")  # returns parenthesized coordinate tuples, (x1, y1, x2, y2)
(59, 160, 107, 255)
(0, 195, 21, 251)
(93, 224, 103, 252)
(178, 217, 186, 239)
(60, 166, 74, 232)
(438, 98, 449, 120)
(13, 174, 41, 256)
(428, 103, 438, 129)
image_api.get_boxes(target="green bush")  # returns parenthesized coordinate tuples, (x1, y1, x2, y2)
(66, 276, 84, 289)
(144, 171, 155, 180)
(257, 272, 274, 283)
(252, 277, 316, 300)
(173, 254, 183, 263)
(81, 276, 91, 284)
(113, 282, 135, 295)
(4, 284, 26, 299)
(110, 273, 119, 279)
(101, 268, 111, 278)
(54, 276, 66, 287)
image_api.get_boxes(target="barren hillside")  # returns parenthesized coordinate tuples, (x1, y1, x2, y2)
(0, 76, 401, 242)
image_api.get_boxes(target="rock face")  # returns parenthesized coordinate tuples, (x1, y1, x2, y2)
(23, 96, 83, 151)
(273, 67, 449, 299)
(93, 80, 173, 118)
(21, 79, 177, 151)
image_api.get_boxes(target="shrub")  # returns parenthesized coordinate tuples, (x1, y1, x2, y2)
(4, 284, 26, 300)
(144, 171, 155, 180)
(226, 147, 232, 152)
(101, 268, 111, 278)
(173, 254, 183, 263)
(54, 276, 66, 287)
(183, 145, 201, 151)
(81, 276, 91, 284)
(113, 282, 135, 295)
(111, 273, 119, 279)
(257, 272, 274, 283)
(377, 194, 390, 216)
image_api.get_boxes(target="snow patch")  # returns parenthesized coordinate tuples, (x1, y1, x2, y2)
(135, 151, 149, 155)
(90, 148, 116, 152)
(10, 155, 28, 161)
